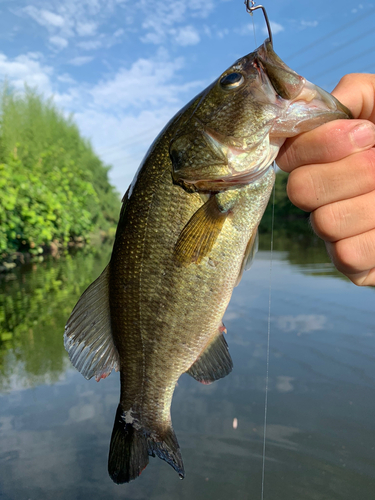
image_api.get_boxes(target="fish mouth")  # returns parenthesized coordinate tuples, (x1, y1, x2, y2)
(257, 39, 352, 136)
(171, 39, 352, 193)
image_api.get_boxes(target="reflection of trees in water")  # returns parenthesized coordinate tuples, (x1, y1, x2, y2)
(1, 220, 369, 392)
(0, 246, 112, 391)
(260, 231, 330, 264)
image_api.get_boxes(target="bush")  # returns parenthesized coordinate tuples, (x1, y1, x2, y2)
(0, 84, 120, 256)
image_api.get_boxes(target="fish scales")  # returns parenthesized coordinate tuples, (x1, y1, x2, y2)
(64, 40, 352, 483)
(110, 132, 274, 425)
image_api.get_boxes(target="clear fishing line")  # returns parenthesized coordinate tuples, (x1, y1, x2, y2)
(261, 163, 276, 500)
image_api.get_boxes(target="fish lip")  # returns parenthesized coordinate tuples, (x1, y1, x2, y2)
(181, 163, 274, 191)
(256, 39, 352, 120)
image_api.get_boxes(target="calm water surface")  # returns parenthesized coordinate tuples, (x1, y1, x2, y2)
(0, 238, 374, 500)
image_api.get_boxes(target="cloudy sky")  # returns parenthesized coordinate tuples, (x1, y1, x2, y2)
(1, 0, 374, 195)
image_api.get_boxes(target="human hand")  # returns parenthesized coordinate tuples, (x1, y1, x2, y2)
(276, 74, 375, 286)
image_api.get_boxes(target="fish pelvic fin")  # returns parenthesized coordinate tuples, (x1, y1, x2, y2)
(64, 264, 120, 381)
(234, 227, 259, 287)
(187, 326, 233, 384)
(108, 405, 185, 484)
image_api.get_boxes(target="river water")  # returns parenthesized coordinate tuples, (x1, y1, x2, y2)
(0, 237, 374, 500)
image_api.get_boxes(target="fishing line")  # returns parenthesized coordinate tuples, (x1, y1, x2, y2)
(261, 163, 276, 500)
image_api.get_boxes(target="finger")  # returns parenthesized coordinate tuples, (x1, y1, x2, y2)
(326, 228, 375, 286)
(311, 190, 375, 242)
(276, 119, 375, 172)
(345, 268, 375, 287)
(332, 73, 375, 122)
(286, 148, 375, 211)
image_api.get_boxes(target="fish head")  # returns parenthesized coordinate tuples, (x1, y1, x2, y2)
(170, 39, 352, 192)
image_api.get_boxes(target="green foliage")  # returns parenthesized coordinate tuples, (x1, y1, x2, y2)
(0, 84, 120, 255)
(259, 170, 313, 238)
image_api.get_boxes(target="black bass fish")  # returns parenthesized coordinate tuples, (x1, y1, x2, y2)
(64, 40, 351, 483)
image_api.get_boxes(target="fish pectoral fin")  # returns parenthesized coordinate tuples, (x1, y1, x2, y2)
(108, 405, 184, 483)
(234, 228, 259, 287)
(64, 264, 120, 381)
(187, 325, 233, 384)
(174, 195, 228, 265)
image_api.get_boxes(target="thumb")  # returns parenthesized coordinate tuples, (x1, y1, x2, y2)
(331, 73, 375, 122)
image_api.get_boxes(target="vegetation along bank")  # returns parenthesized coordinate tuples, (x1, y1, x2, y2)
(0, 85, 120, 265)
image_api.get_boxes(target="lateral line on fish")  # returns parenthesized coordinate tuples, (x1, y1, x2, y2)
(137, 165, 164, 412)
(261, 163, 276, 500)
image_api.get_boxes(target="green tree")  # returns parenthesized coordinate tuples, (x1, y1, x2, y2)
(0, 85, 120, 256)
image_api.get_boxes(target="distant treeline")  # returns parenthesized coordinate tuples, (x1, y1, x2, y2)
(259, 170, 313, 238)
(0, 85, 120, 258)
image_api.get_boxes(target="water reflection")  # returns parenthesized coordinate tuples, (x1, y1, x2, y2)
(0, 246, 112, 391)
(0, 238, 375, 500)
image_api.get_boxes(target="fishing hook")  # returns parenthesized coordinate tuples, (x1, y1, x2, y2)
(244, 1, 273, 47)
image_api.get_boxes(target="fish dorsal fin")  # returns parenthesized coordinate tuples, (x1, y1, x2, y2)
(187, 326, 233, 384)
(174, 195, 228, 266)
(64, 264, 120, 381)
(234, 229, 259, 287)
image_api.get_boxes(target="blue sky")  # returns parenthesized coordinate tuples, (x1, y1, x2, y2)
(1, 0, 374, 195)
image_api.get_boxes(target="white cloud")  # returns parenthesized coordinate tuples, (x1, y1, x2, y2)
(188, 0, 214, 18)
(57, 73, 76, 84)
(262, 21, 284, 36)
(173, 25, 200, 46)
(49, 36, 68, 49)
(76, 21, 97, 36)
(140, 0, 213, 45)
(68, 56, 94, 66)
(0, 53, 53, 94)
(89, 53, 202, 110)
(300, 20, 319, 28)
(217, 28, 229, 39)
(235, 23, 256, 36)
(24, 6, 65, 29)
(113, 28, 124, 37)
(78, 40, 102, 50)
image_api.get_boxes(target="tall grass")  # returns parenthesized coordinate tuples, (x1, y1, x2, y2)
(0, 84, 120, 256)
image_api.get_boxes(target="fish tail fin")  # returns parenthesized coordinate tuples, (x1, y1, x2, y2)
(149, 425, 185, 480)
(108, 405, 184, 483)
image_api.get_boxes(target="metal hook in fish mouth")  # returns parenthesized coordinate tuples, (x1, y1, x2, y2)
(244, 1, 273, 47)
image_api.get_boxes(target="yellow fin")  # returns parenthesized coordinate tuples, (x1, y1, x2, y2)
(174, 195, 227, 265)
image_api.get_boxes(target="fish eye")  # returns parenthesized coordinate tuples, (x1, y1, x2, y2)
(219, 72, 244, 89)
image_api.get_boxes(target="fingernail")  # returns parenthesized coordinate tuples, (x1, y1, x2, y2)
(351, 123, 375, 149)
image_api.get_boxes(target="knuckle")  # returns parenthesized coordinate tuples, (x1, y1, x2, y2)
(286, 168, 316, 211)
(276, 139, 299, 171)
(337, 73, 358, 88)
(310, 205, 339, 241)
(332, 241, 357, 273)
(360, 149, 375, 185)
(333, 238, 362, 274)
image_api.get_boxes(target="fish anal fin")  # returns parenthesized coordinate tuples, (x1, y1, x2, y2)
(187, 326, 233, 384)
(108, 405, 184, 483)
(235, 228, 259, 287)
(174, 196, 227, 266)
(64, 264, 120, 381)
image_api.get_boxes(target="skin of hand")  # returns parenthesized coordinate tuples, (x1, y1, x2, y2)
(276, 74, 375, 286)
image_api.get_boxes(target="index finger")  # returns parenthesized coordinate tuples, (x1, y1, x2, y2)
(276, 119, 375, 172)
